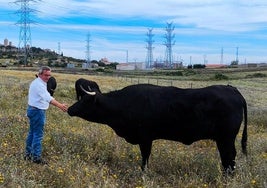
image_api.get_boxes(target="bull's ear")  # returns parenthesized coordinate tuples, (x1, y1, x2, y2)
(80, 85, 96, 95)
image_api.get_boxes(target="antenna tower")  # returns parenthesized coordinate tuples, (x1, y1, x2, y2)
(145, 28, 154, 68)
(164, 22, 175, 67)
(85, 33, 91, 65)
(15, 0, 38, 65)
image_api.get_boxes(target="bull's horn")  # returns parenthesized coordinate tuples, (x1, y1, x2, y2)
(80, 85, 96, 95)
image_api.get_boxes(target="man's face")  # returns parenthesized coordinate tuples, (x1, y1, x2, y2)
(39, 70, 51, 83)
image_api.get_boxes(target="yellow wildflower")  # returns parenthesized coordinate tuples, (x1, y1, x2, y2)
(0, 174, 4, 184)
(251, 179, 256, 185)
(57, 168, 64, 174)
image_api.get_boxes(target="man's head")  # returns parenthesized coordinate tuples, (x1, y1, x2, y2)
(38, 66, 51, 83)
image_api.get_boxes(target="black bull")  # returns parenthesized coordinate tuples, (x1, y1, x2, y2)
(68, 83, 247, 173)
(35, 74, 57, 96)
(47, 76, 57, 96)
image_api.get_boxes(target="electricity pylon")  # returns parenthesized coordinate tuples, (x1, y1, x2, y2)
(86, 33, 91, 66)
(145, 28, 154, 68)
(164, 22, 175, 68)
(15, 0, 39, 65)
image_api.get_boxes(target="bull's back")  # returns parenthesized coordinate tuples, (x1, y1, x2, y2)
(111, 85, 245, 144)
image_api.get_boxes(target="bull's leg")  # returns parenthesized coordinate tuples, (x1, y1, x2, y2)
(216, 139, 237, 175)
(139, 141, 152, 171)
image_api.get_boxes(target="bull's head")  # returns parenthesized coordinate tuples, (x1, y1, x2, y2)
(68, 85, 98, 119)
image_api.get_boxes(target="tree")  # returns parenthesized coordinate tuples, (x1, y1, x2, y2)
(231, 60, 239, 66)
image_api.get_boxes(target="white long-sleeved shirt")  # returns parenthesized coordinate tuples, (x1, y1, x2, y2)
(28, 77, 54, 110)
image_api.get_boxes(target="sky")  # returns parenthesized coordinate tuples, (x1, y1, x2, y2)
(0, 0, 267, 65)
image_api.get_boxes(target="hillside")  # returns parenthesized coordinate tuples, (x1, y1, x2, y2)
(0, 46, 85, 67)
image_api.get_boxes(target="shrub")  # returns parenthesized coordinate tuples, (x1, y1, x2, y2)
(184, 70, 196, 76)
(245, 73, 266, 78)
(165, 71, 183, 76)
(214, 73, 229, 80)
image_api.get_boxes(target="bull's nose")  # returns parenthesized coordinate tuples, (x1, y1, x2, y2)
(67, 108, 73, 116)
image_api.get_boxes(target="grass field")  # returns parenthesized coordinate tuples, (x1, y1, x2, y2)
(0, 69, 266, 188)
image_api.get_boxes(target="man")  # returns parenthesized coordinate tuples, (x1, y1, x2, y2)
(25, 66, 68, 165)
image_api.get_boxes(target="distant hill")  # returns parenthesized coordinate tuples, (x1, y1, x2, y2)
(0, 45, 85, 67)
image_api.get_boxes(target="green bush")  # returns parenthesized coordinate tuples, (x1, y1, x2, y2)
(214, 73, 229, 80)
(245, 73, 266, 78)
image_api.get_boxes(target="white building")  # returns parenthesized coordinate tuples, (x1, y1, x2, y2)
(116, 62, 145, 70)
(4, 38, 8, 46)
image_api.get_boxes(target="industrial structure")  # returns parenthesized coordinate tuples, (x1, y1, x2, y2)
(164, 22, 175, 67)
(145, 28, 154, 68)
(57, 42, 61, 55)
(15, 0, 38, 65)
(85, 33, 91, 65)
(81, 33, 92, 69)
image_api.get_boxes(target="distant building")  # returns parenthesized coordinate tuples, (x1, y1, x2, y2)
(257, 63, 267, 67)
(116, 63, 136, 71)
(238, 63, 267, 68)
(172, 62, 183, 69)
(0, 44, 17, 53)
(82, 63, 92, 69)
(205, 64, 227, 69)
(4, 38, 8, 46)
(135, 62, 146, 70)
(116, 62, 145, 70)
(100, 57, 111, 65)
(67, 63, 75, 68)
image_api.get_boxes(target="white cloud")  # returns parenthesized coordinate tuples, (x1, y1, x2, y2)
(1, 0, 266, 63)
(3, 0, 267, 31)
(7, 0, 267, 33)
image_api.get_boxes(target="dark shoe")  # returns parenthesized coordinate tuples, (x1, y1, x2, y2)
(33, 158, 48, 165)
(24, 154, 32, 161)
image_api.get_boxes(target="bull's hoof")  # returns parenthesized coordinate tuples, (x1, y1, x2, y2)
(141, 165, 145, 171)
(223, 166, 236, 176)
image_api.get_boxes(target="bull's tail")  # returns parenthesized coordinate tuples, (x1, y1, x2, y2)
(241, 98, 248, 155)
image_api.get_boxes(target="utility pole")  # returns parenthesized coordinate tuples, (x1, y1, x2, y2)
(15, 0, 39, 66)
(203, 54, 207, 64)
(220, 47, 224, 64)
(145, 28, 154, 68)
(126, 50, 128, 63)
(236, 47, 239, 64)
(164, 22, 175, 68)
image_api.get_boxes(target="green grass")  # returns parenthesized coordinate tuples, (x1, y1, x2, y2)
(0, 69, 266, 188)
